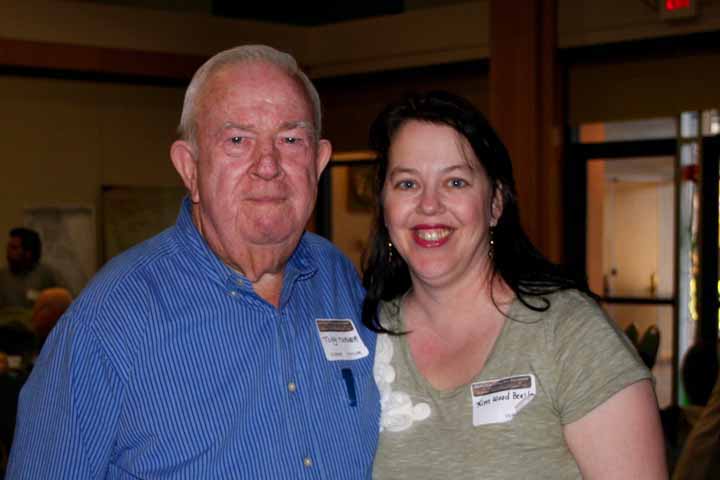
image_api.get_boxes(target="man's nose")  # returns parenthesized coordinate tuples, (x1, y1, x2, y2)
(252, 144, 281, 180)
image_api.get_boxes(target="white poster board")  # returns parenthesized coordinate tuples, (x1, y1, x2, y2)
(24, 205, 96, 296)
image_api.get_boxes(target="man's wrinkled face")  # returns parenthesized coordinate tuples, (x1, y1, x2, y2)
(175, 62, 331, 273)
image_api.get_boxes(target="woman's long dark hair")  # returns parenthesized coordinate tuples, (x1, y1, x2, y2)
(361, 91, 591, 334)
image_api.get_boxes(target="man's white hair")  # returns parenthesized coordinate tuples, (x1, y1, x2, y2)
(178, 44, 322, 147)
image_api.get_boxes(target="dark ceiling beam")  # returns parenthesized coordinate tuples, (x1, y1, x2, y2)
(212, 0, 403, 25)
(0, 37, 207, 81)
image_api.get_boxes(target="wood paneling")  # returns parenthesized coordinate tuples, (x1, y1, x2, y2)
(316, 62, 489, 152)
(490, 0, 563, 261)
(0, 38, 206, 81)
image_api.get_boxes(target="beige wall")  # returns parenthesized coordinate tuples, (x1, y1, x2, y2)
(304, 2, 489, 78)
(0, 1, 304, 58)
(608, 182, 662, 296)
(569, 51, 720, 124)
(0, 76, 185, 255)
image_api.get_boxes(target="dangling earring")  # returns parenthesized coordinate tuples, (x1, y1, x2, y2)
(388, 241, 393, 262)
(488, 226, 495, 259)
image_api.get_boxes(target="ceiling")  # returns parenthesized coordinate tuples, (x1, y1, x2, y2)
(214, 0, 403, 25)
(69, 0, 472, 25)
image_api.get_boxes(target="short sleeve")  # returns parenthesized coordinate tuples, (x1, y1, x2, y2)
(550, 293, 652, 425)
(6, 311, 124, 479)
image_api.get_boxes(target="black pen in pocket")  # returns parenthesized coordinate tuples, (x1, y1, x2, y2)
(341, 368, 357, 407)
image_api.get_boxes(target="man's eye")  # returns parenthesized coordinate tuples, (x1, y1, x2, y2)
(223, 135, 251, 156)
(283, 136, 302, 145)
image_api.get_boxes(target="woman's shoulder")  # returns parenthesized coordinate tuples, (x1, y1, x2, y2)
(545, 289, 601, 316)
(510, 287, 594, 314)
(510, 289, 606, 335)
(535, 290, 629, 352)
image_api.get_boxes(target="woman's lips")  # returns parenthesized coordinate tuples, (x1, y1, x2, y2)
(412, 226, 452, 247)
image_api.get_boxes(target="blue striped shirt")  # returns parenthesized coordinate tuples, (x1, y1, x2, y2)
(7, 198, 380, 479)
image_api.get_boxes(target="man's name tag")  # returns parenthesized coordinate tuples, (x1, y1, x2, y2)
(315, 319, 369, 361)
(471, 374, 536, 426)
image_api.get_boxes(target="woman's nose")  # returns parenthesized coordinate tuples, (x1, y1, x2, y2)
(417, 187, 444, 215)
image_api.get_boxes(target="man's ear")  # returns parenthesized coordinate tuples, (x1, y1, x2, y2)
(170, 140, 200, 203)
(490, 184, 504, 227)
(315, 139, 332, 179)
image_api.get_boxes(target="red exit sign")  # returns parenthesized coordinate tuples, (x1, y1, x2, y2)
(661, 0, 697, 19)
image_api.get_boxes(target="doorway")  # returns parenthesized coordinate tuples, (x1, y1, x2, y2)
(566, 113, 720, 409)
(567, 131, 677, 408)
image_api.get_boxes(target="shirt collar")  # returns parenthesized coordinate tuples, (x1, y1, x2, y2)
(173, 196, 318, 293)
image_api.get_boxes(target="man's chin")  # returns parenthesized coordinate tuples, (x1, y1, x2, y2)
(246, 228, 301, 248)
(249, 211, 306, 238)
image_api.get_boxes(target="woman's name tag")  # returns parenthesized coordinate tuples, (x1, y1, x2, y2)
(471, 374, 536, 426)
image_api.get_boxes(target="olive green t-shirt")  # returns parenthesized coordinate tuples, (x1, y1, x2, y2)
(372, 290, 651, 479)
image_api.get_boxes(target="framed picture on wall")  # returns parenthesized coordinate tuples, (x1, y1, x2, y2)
(347, 165, 375, 212)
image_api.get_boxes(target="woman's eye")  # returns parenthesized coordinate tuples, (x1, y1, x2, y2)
(396, 180, 415, 190)
(449, 178, 467, 188)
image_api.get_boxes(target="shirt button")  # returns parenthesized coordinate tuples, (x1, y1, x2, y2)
(303, 457, 312, 468)
(288, 382, 297, 393)
(229, 291, 237, 297)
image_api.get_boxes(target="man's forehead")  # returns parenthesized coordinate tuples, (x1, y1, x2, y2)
(208, 62, 307, 101)
(199, 64, 311, 114)
(221, 120, 314, 131)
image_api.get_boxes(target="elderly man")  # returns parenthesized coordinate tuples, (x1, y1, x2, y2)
(8, 45, 379, 479)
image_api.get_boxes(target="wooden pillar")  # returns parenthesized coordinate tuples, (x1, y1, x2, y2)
(489, 0, 563, 262)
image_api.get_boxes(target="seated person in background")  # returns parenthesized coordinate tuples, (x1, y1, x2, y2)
(0, 288, 71, 369)
(673, 367, 720, 480)
(662, 341, 720, 475)
(682, 341, 720, 407)
(30, 287, 72, 349)
(363, 91, 667, 479)
(0, 321, 35, 368)
(0, 228, 61, 309)
(0, 306, 32, 330)
(0, 323, 35, 476)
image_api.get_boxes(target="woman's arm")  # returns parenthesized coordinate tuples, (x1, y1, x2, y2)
(563, 380, 667, 479)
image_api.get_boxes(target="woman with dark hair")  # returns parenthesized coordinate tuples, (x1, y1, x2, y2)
(363, 91, 666, 479)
